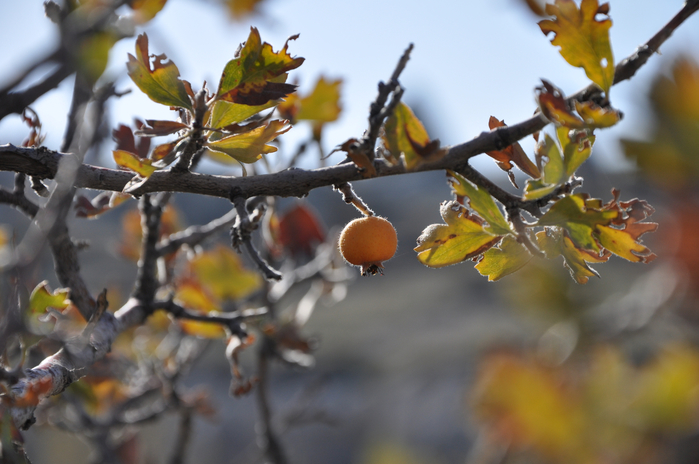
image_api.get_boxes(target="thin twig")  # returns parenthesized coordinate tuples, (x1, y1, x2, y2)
(231, 195, 283, 281)
(156, 299, 267, 334)
(157, 208, 238, 257)
(256, 339, 289, 464)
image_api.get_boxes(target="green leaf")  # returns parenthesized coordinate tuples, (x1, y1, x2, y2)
(126, 33, 193, 110)
(447, 170, 513, 236)
(29, 281, 70, 316)
(538, 194, 617, 252)
(537, 229, 610, 284)
(558, 126, 594, 177)
(113, 150, 158, 177)
(210, 100, 278, 130)
(475, 235, 533, 281)
(524, 133, 565, 199)
(206, 119, 290, 164)
(217, 28, 304, 105)
(415, 200, 502, 268)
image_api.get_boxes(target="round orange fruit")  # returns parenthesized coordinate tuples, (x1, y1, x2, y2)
(338, 216, 397, 276)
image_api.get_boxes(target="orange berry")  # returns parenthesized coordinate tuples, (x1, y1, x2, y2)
(338, 216, 397, 276)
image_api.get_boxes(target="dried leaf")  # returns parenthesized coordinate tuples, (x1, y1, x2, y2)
(486, 116, 540, 178)
(539, 0, 615, 94)
(134, 119, 188, 137)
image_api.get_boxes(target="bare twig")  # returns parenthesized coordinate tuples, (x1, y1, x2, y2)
(231, 195, 283, 281)
(157, 208, 238, 257)
(156, 299, 267, 335)
(360, 43, 413, 159)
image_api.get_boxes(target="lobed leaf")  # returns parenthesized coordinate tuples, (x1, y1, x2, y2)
(537, 229, 610, 284)
(126, 33, 193, 110)
(475, 235, 533, 281)
(447, 170, 512, 236)
(217, 28, 304, 106)
(415, 200, 502, 268)
(539, 0, 615, 95)
(536, 80, 621, 129)
(538, 194, 617, 252)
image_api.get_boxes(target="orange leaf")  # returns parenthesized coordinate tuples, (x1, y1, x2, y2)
(487, 116, 541, 178)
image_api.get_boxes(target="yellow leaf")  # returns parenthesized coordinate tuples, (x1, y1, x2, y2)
(574, 100, 621, 128)
(539, 0, 615, 94)
(77, 32, 116, 82)
(226, 0, 266, 20)
(415, 201, 502, 268)
(295, 77, 342, 124)
(206, 119, 290, 164)
(113, 150, 157, 177)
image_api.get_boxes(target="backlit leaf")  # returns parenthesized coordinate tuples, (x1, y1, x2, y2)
(539, 0, 615, 95)
(475, 235, 533, 281)
(29, 281, 70, 316)
(127, 33, 193, 110)
(486, 116, 540, 178)
(595, 192, 657, 263)
(447, 170, 512, 236)
(113, 121, 150, 159)
(537, 229, 610, 284)
(217, 28, 304, 105)
(415, 200, 502, 268)
(206, 119, 290, 164)
(382, 102, 446, 170)
(209, 99, 278, 130)
(574, 100, 621, 128)
(538, 194, 617, 252)
(174, 279, 226, 339)
(113, 150, 157, 177)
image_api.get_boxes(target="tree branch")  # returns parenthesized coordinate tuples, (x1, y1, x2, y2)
(156, 207, 238, 257)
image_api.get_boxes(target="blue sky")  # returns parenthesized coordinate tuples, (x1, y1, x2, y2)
(1, 0, 698, 175)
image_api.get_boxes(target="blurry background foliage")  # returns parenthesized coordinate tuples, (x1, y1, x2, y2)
(2, 0, 699, 463)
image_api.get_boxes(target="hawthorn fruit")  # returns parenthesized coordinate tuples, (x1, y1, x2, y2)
(338, 216, 397, 276)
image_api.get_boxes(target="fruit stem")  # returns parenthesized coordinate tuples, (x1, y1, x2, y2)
(334, 182, 374, 216)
